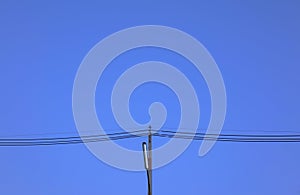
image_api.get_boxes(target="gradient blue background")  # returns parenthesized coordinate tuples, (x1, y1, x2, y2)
(1, 1, 300, 194)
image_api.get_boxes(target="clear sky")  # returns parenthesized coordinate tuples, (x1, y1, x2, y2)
(0, 1, 300, 194)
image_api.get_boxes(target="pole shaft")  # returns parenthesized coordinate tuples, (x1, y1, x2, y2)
(148, 126, 152, 195)
(147, 170, 151, 195)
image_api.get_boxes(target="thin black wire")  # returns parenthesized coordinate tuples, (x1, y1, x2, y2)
(154, 129, 300, 142)
(162, 127, 300, 134)
(158, 130, 300, 137)
(0, 129, 148, 141)
(0, 133, 149, 146)
(154, 133, 300, 142)
(0, 128, 147, 138)
(1, 129, 300, 146)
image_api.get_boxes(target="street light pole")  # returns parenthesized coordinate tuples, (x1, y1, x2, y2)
(142, 125, 153, 195)
(142, 142, 150, 195)
(148, 126, 152, 195)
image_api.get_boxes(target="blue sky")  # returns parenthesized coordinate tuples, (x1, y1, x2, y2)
(0, 1, 300, 194)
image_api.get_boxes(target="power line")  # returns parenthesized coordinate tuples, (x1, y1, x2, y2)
(0, 130, 148, 146)
(0, 129, 300, 146)
(158, 129, 300, 137)
(154, 129, 300, 142)
(154, 133, 300, 142)
(0, 129, 148, 141)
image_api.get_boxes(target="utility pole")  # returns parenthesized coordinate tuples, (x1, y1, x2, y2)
(148, 125, 152, 195)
